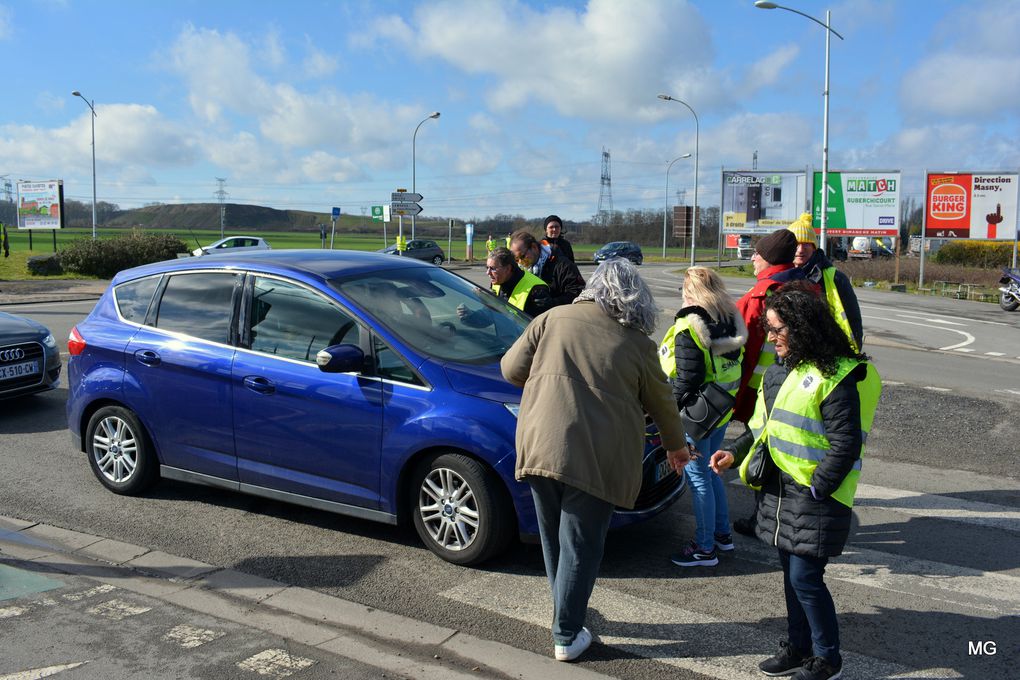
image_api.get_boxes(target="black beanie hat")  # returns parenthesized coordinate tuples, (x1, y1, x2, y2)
(544, 214, 563, 229)
(755, 229, 798, 265)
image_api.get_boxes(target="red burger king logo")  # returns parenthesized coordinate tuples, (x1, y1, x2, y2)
(930, 183, 967, 220)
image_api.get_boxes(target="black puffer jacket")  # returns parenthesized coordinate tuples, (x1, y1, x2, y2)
(800, 248, 864, 350)
(669, 305, 748, 406)
(730, 359, 866, 558)
(534, 252, 585, 313)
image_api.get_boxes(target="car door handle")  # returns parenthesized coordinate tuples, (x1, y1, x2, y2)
(134, 349, 161, 366)
(243, 376, 275, 395)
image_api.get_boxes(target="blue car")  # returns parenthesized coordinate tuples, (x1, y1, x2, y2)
(67, 251, 684, 565)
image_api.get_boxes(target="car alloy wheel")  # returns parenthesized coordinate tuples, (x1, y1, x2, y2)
(86, 406, 158, 495)
(410, 452, 513, 565)
(431, 255, 443, 265)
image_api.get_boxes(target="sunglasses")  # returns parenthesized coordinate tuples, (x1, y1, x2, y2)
(763, 323, 788, 336)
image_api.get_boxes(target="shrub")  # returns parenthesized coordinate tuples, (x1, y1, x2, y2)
(932, 240, 1018, 268)
(27, 254, 64, 276)
(60, 231, 188, 278)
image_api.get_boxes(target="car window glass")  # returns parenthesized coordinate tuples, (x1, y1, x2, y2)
(372, 334, 422, 385)
(154, 272, 238, 343)
(115, 275, 161, 323)
(334, 267, 528, 365)
(249, 276, 359, 363)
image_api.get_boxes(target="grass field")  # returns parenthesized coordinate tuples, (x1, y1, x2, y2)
(0, 227, 717, 280)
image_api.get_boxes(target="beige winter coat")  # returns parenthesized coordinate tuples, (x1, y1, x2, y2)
(501, 301, 687, 508)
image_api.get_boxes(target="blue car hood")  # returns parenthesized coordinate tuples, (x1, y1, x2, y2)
(443, 361, 522, 404)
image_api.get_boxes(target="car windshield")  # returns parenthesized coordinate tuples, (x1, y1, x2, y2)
(332, 267, 530, 364)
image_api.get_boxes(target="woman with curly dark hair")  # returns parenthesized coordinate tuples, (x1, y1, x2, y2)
(709, 281, 881, 680)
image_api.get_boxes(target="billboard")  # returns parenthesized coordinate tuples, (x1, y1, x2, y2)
(721, 171, 807, 234)
(924, 172, 1018, 239)
(811, 171, 900, 236)
(17, 180, 65, 229)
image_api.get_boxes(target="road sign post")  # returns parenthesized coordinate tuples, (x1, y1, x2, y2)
(330, 207, 340, 249)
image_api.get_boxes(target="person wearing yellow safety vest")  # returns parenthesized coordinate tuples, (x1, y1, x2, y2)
(485, 234, 498, 255)
(788, 213, 864, 352)
(658, 267, 747, 568)
(457, 247, 551, 326)
(395, 233, 407, 256)
(709, 282, 881, 680)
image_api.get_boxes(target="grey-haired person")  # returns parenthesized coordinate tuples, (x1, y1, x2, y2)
(501, 258, 690, 662)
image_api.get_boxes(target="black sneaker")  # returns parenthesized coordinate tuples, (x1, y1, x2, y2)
(714, 533, 735, 552)
(733, 516, 756, 537)
(759, 641, 807, 676)
(670, 541, 718, 567)
(792, 656, 842, 680)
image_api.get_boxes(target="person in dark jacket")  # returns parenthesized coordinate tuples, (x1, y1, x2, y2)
(509, 230, 585, 312)
(788, 214, 864, 351)
(658, 267, 747, 567)
(710, 282, 881, 680)
(541, 214, 575, 262)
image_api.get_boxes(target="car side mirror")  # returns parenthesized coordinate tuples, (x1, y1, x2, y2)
(316, 344, 367, 374)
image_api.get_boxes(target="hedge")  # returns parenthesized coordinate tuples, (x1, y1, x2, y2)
(932, 240, 1019, 268)
(60, 232, 189, 278)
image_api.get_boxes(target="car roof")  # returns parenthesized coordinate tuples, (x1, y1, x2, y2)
(113, 249, 430, 285)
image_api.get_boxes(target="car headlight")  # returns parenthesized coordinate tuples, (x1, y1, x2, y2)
(504, 403, 520, 418)
(42, 333, 57, 348)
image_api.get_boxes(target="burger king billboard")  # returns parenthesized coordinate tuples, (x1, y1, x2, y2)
(925, 172, 1018, 239)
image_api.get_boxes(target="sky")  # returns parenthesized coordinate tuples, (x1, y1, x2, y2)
(1, 0, 1019, 223)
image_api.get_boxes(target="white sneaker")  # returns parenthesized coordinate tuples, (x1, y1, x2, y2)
(554, 627, 593, 662)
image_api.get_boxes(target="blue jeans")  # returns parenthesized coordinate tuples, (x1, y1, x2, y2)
(528, 476, 615, 646)
(685, 425, 731, 551)
(779, 549, 841, 668)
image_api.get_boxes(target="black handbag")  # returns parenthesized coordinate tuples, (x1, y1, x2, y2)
(681, 379, 736, 441)
(743, 443, 774, 487)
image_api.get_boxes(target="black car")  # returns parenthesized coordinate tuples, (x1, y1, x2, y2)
(0, 311, 61, 399)
(378, 239, 445, 265)
(594, 241, 643, 265)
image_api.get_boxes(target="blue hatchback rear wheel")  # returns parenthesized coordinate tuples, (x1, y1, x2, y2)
(86, 406, 158, 495)
(411, 452, 513, 565)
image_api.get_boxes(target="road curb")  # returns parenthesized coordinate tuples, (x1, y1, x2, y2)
(0, 516, 611, 679)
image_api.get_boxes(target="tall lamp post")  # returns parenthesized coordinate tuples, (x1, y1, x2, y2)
(72, 90, 98, 239)
(663, 154, 692, 259)
(411, 112, 440, 240)
(657, 95, 699, 267)
(754, 1, 843, 251)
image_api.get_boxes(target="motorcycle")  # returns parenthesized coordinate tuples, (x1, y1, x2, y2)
(999, 267, 1020, 312)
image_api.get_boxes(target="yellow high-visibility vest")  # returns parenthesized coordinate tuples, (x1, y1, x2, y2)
(493, 271, 546, 311)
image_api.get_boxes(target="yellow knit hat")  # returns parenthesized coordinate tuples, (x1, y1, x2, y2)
(787, 213, 817, 246)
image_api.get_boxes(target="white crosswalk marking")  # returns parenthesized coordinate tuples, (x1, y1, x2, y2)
(62, 584, 115, 602)
(0, 662, 89, 680)
(164, 624, 226, 648)
(855, 484, 1020, 533)
(236, 649, 315, 678)
(87, 598, 151, 620)
(441, 573, 963, 680)
(0, 605, 30, 619)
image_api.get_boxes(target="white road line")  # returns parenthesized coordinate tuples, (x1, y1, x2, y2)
(0, 662, 89, 679)
(0, 605, 30, 619)
(860, 314, 976, 351)
(996, 389, 1020, 396)
(985, 352, 1006, 356)
(882, 380, 905, 386)
(954, 348, 976, 352)
(923, 386, 951, 392)
(442, 573, 963, 679)
(894, 313, 967, 326)
(237, 649, 315, 679)
(855, 484, 1020, 533)
(62, 584, 116, 602)
(859, 305, 1010, 327)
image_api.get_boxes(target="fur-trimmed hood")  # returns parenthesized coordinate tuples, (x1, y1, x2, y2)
(676, 305, 748, 356)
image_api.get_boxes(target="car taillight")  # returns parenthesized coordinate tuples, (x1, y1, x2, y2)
(68, 326, 87, 356)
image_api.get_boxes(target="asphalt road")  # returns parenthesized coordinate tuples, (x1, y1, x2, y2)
(2, 266, 1018, 679)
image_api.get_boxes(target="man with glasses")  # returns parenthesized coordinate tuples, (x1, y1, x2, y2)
(730, 228, 805, 537)
(509, 230, 585, 313)
(458, 247, 551, 325)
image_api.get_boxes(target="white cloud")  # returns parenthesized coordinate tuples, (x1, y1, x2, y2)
(376, 0, 721, 121)
(900, 5, 1020, 121)
(741, 44, 800, 91)
(302, 40, 339, 78)
(455, 147, 501, 175)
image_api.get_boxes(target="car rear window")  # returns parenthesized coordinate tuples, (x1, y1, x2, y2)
(153, 272, 239, 344)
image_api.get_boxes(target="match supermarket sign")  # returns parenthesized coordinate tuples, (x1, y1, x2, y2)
(16, 180, 65, 229)
(811, 171, 900, 236)
(924, 172, 1018, 240)
(721, 170, 807, 234)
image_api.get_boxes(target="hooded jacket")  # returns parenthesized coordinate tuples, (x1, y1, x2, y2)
(668, 305, 748, 406)
(799, 248, 864, 351)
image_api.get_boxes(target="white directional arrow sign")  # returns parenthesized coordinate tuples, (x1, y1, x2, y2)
(391, 202, 423, 216)
(391, 192, 423, 202)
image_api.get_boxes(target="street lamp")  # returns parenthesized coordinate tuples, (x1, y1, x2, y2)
(657, 94, 699, 267)
(72, 90, 98, 239)
(411, 112, 440, 240)
(663, 154, 692, 259)
(754, 1, 843, 251)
